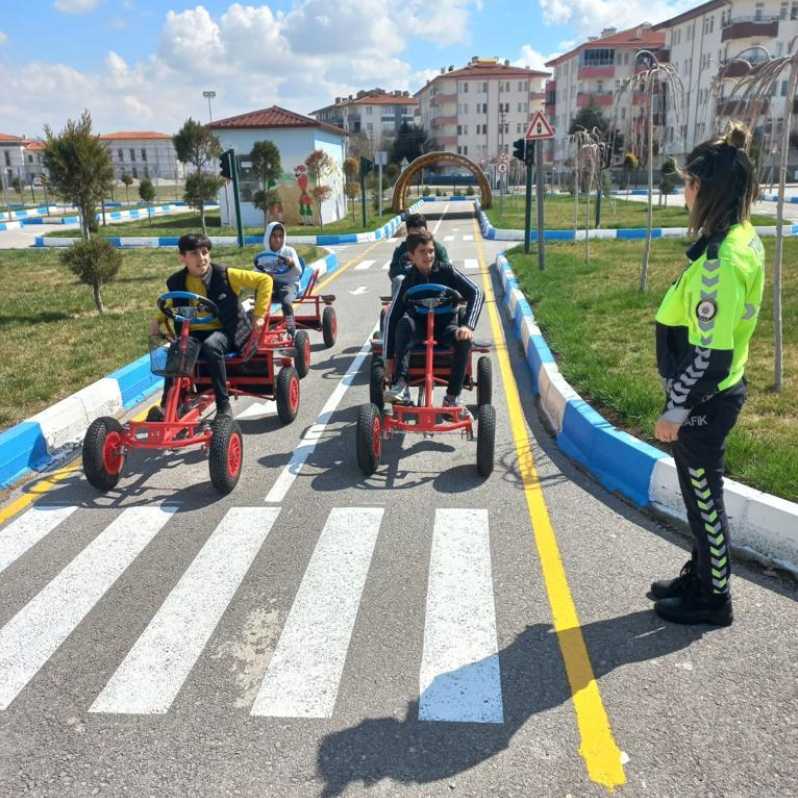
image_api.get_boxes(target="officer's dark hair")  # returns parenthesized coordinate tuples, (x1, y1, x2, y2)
(683, 122, 758, 238)
(406, 230, 434, 253)
(178, 233, 213, 254)
(405, 213, 428, 231)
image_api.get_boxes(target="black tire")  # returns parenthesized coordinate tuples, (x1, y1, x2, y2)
(476, 404, 496, 478)
(356, 403, 382, 476)
(476, 356, 493, 407)
(146, 405, 164, 422)
(379, 306, 386, 334)
(369, 356, 385, 412)
(294, 330, 311, 379)
(322, 306, 337, 348)
(276, 366, 300, 424)
(83, 416, 125, 491)
(208, 415, 243, 495)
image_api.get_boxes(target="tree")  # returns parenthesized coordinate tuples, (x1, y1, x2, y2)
(343, 156, 359, 184)
(253, 189, 281, 225)
(138, 176, 156, 224)
(43, 110, 115, 240)
(184, 172, 224, 235)
(305, 149, 335, 227)
(344, 181, 360, 221)
(173, 117, 221, 175)
(60, 238, 122, 314)
(312, 185, 333, 229)
(569, 106, 609, 136)
(390, 123, 431, 164)
(622, 152, 639, 193)
(659, 158, 679, 207)
(347, 132, 372, 160)
(121, 173, 134, 204)
(40, 172, 50, 206)
(250, 140, 282, 223)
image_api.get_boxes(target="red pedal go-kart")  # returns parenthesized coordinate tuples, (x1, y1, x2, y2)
(357, 283, 495, 477)
(263, 257, 338, 379)
(82, 291, 301, 495)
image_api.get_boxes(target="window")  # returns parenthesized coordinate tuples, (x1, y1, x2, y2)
(457, 125, 462, 135)
(517, 123, 522, 133)
(463, 124, 468, 134)
(792, 2, 798, 20)
(132, 167, 138, 178)
(129, 148, 136, 161)
(366, 106, 372, 114)
(709, 15, 714, 32)
(463, 81, 469, 92)
(3, 151, 9, 167)
(482, 81, 488, 92)
(463, 145, 468, 155)
(144, 165, 150, 178)
(597, 80, 604, 93)
(783, 80, 789, 96)
(118, 148, 124, 161)
(505, 81, 510, 91)
(755, 2, 764, 20)
(621, 107, 626, 120)
(141, 148, 147, 161)
(457, 145, 462, 154)
(27, 154, 33, 163)
(624, 52, 629, 64)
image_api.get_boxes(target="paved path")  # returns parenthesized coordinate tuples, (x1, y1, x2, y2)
(0, 202, 796, 796)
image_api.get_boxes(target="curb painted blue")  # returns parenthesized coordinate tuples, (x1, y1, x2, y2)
(0, 250, 339, 490)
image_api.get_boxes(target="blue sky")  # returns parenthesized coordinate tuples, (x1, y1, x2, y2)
(0, 0, 690, 135)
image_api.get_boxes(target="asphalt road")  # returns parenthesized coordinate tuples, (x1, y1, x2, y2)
(0, 202, 796, 797)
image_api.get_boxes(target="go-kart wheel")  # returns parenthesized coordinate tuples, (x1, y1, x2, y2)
(356, 403, 382, 476)
(294, 330, 311, 379)
(476, 404, 496, 478)
(477, 356, 493, 407)
(369, 356, 385, 412)
(322, 306, 337, 348)
(83, 416, 126, 491)
(208, 415, 243, 495)
(379, 306, 386, 334)
(276, 366, 300, 424)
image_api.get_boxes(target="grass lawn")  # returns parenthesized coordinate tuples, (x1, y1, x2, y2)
(0, 244, 320, 430)
(48, 209, 400, 239)
(2, 183, 186, 212)
(486, 194, 779, 231)
(507, 237, 798, 502)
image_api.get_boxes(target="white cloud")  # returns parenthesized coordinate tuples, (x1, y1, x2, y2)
(537, 0, 694, 36)
(0, 31, 7, 45)
(513, 45, 560, 72)
(53, 0, 102, 13)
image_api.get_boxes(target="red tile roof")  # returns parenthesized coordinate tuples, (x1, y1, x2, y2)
(654, 0, 728, 30)
(350, 93, 417, 107)
(0, 133, 23, 143)
(23, 140, 45, 151)
(99, 131, 171, 141)
(209, 105, 345, 136)
(545, 25, 666, 67)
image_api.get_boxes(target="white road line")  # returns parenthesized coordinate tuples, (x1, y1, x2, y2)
(443, 235, 455, 242)
(0, 506, 175, 710)
(235, 401, 276, 421)
(250, 507, 383, 718)
(431, 204, 449, 235)
(419, 509, 503, 724)
(381, 260, 391, 271)
(462, 234, 474, 241)
(349, 286, 368, 296)
(264, 326, 378, 504)
(90, 507, 280, 715)
(0, 505, 77, 576)
(354, 259, 375, 271)
(464, 258, 479, 271)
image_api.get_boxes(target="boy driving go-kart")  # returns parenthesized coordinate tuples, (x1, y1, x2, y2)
(388, 213, 448, 297)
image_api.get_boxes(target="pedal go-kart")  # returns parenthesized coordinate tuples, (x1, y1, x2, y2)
(82, 291, 301, 496)
(357, 283, 495, 477)
(262, 256, 338, 379)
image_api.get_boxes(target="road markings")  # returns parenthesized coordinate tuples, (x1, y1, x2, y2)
(264, 326, 378, 504)
(354, 259, 375, 271)
(90, 507, 281, 715)
(419, 509, 503, 724)
(431, 204, 449, 235)
(462, 234, 474, 241)
(315, 240, 383, 293)
(0, 505, 175, 710)
(234, 401, 276, 421)
(381, 260, 391, 270)
(464, 258, 479, 271)
(251, 507, 383, 718)
(443, 235, 455, 242)
(472, 218, 626, 789)
(349, 286, 368, 296)
(0, 504, 77, 576)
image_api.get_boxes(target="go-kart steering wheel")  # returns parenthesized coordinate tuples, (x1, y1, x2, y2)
(404, 283, 463, 314)
(157, 291, 219, 324)
(254, 252, 294, 276)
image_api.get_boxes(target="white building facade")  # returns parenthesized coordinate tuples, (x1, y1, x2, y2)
(0, 134, 46, 191)
(99, 132, 185, 182)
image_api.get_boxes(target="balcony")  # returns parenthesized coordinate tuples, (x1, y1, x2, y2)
(577, 91, 614, 109)
(721, 17, 779, 42)
(431, 93, 458, 106)
(578, 65, 616, 80)
(432, 116, 458, 128)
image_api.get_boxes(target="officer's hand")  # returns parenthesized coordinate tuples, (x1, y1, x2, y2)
(455, 326, 474, 342)
(654, 419, 681, 442)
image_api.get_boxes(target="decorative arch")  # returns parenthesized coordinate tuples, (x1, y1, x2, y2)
(392, 151, 492, 212)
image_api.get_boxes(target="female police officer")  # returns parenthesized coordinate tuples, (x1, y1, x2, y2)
(650, 123, 764, 627)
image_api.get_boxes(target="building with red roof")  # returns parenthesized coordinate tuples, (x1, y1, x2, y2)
(98, 130, 184, 182)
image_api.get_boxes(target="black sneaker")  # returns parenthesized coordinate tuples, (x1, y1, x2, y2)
(654, 584, 733, 627)
(215, 401, 233, 419)
(650, 559, 696, 600)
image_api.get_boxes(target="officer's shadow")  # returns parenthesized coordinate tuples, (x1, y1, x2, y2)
(317, 610, 706, 797)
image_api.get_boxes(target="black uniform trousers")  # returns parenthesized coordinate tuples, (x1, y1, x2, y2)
(393, 313, 470, 396)
(161, 329, 235, 408)
(672, 381, 746, 597)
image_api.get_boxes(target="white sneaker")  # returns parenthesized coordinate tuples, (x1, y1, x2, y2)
(384, 380, 411, 403)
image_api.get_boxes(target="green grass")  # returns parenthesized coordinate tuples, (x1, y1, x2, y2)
(48, 209, 400, 239)
(0, 244, 320, 430)
(507, 238, 798, 502)
(486, 194, 779, 231)
(1, 183, 186, 212)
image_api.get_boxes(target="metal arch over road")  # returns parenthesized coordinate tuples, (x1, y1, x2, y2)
(392, 151, 493, 212)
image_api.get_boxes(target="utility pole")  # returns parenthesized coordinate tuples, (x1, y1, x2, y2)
(202, 90, 216, 122)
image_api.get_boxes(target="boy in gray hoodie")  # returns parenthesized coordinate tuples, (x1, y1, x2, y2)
(254, 221, 303, 337)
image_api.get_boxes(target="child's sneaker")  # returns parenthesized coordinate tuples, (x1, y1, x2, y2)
(384, 380, 411, 403)
(443, 393, 472, 420)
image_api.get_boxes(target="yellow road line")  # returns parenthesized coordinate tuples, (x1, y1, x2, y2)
(472, 218, 626, 790)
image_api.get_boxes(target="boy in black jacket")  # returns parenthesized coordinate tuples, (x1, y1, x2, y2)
(384, 231, 483, 406)
(389, 213, 449, 296)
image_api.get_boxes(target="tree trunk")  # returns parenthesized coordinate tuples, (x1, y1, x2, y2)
(640, 94, 654, 293)
(92, 281, 104, 314)
(573, 152, 579, 245)
(200, 202, 207, 236)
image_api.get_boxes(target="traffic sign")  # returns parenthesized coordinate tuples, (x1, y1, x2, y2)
(525, 111, 555, 141)
(498, 152, 510, 165)
(497, 162, 508, 174)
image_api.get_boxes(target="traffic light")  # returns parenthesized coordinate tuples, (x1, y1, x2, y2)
(512, 138, 526, 163)
(219, 149, 234, 180)
(360, 156, 374, 177)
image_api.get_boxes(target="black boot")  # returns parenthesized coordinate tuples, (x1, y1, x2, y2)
(654, 582, 733, 627)
(650, 559, 696, 600)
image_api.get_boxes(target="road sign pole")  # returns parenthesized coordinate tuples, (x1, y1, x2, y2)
(524, 145, 533, 255)
(228, 149, 245, 248)
(378, 161, 383, 217)
(536, 138, 545, 271)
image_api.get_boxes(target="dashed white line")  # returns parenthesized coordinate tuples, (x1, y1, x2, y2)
(354, 259, 375, 271)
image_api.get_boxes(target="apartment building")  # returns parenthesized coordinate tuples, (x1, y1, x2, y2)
(656, 0, 798, 162)
(414, 57, 549, 164)
(1, 134, 47, 188)
(99, 131, 185, 182)
(544, 25, 668, 163)
(311, 89, 418, 155)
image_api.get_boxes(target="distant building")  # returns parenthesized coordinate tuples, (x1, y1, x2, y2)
(99, 131, 185, 182)
(0, 134, 46, 190)
(311, 89, 418, 156)
(414, 57, 550, 165)
(208, 105, 346, 228)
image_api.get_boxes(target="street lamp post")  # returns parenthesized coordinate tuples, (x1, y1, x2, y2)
(202, 90, 216, 123)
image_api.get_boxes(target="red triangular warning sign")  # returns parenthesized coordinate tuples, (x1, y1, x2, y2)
(525, 111, 555, 141)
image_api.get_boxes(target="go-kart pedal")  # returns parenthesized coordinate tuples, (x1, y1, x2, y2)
(384, 381, 411, 404)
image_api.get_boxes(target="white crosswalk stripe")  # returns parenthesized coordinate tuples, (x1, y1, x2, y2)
(354, 259, 376, 271)
(91, 507, 281, 715)
(251, 507, 383, 718)
(443, 235, 455, 242)
(0, 505, 77, 576)
(381, 260, 391, 270)
(0, 506, 175, 710)
(419, 509, 503, 723)
(463, 258, 479, 272)
(462, 234, 474, 241)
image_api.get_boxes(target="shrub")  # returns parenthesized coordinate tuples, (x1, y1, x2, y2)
(60, 238, 122, 313)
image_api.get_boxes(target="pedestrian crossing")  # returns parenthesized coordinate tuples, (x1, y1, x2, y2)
(0, 503, 504, 723)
